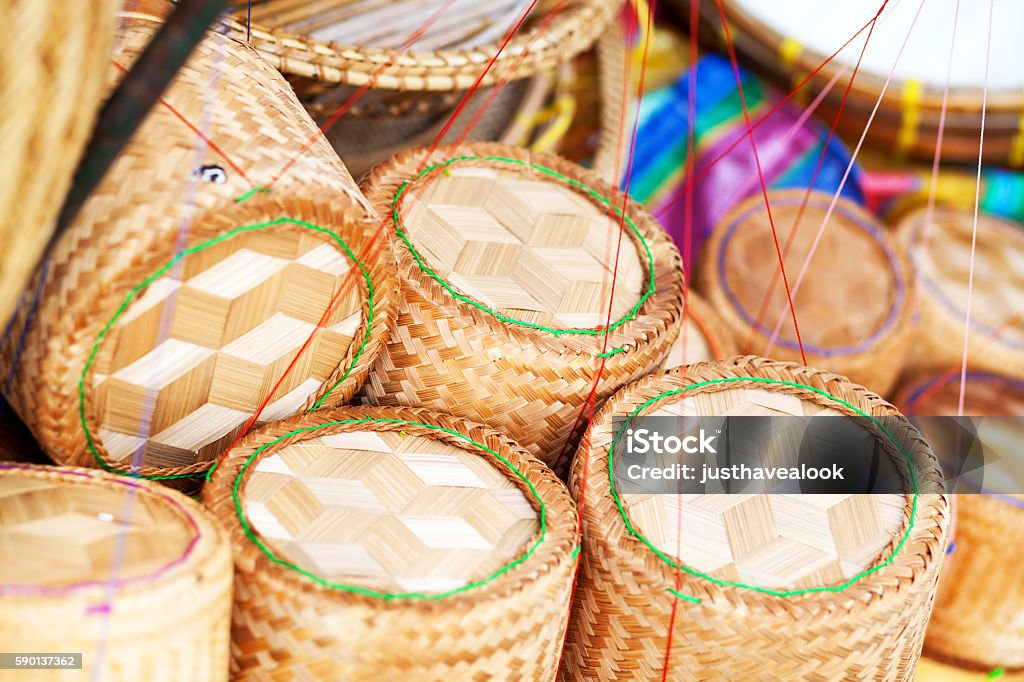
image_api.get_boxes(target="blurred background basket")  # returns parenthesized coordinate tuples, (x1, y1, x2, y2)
(202, 406, 577, 680)
(0, 7, 397, 483)
(564, 356, 950, 681)
(359, 142, 685, 473)
(0, 463, 232, 681)
(659, 291, 738, 370)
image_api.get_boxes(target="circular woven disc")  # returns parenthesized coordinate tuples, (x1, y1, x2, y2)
(91, 229, 363, 471)
(717, 192, 900, 351)
(244, 429, 540, 594)
(622, 388, 905, 590)
(399, 161, 646, 330)
(0, 470, 194, 587)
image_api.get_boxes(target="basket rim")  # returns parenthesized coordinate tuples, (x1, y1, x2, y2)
(203, 405, 578, 606)
(572, 356, 950, 614)
(223, 0, 621, 91)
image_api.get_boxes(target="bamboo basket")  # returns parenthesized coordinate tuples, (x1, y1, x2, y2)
(0, 0, 117, 324)
(895, 371, 1024, 671)
(0, 8, 397, 483)
(201, 405, 578, 681)
(699, 190, 912, 396)
(697, 0, 1024, 167)
(358, 142, 685, 473)
(660, 291, 738, 369)
(897, 205, 1024, 380)
(0, 463, 232, 681)
(563, 356, 950, 681)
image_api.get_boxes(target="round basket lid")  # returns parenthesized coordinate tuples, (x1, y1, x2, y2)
(90, 228, 365, 474)
(0, 466, 196, 589)
(713, 192, 904, 354)
(242, 428, 540, 594)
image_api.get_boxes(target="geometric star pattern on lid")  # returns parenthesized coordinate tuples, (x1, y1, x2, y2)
(401, 165, 645, 330)
(244, 429, 539, 594)
(90, 231, 363, 471)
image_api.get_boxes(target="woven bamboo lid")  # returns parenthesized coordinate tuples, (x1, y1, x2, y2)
(700, 190, 912, 395)
(661, 292, 737, 369)
(0, 10, 397, 483)
(203, 406, 577, 679)
(0, 463, 232, 681)
(225, 0, 620, 92)
(898, 206, 1024, 379)
(564, 357, 950, 680)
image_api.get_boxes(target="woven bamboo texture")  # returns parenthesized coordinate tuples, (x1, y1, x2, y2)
(0, 463, 232, 682)
(359, 142, 684, 473)
(225, 0, 622, 92)
(0, 0, 117, 324)
(702, 0, 1024, 166)
(0, 9, 397, 482)
(898, 206, 1024, 380)
(563, 356, 950, 681)
(660, 291, 738, 369)
(700, 190, 912, 396)
(202, 406, 578, 681)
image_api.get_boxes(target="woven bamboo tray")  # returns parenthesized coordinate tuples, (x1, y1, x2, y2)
(897, 205, 1024, 380)
(359, 142, 685, 473)
(700, 0, 1024, 166)
(0, 463, 232, 681)
(660, 291, 738, 370)
(699, 190, 912, 396)
(895, 371, 1024, 671)
(201, 405, 577, 680)
(0, 0, 117, 324)
(563, 356, 950, 681)
(0, 8, 397, 483)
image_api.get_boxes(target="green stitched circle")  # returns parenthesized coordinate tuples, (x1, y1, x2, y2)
(608, 376, 924, 598)
(392, 155, 657, 357)
(233, 417, 548, 601)
(79, 217, 376, 481)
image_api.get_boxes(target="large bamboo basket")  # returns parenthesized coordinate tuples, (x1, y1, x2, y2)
(698, 0, 1024, 166)
(660, 291, 738, 370)
(895, 371, 1024, 671)
(0, 463, 232, 681)
(359, 142, 685, 473)
(0, 0, 117, 324)
(563, 356, 950, 681)
(897, 205, 1024, 380)
(0, 8, 397, 483)
(699, 190, 913, 396)
(201, 405, 578, 681)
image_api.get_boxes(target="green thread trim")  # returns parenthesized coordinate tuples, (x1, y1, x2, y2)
(233, 417, 547, 600)
(235, 186, 270, 203)
(667, 588, 701, 604)
(80, 217, 375, 481)
(987, 668, 1006, 679)
(571, 544, 581, 560)
(392, 155, 657, 355)
(609, 377, 923, 598)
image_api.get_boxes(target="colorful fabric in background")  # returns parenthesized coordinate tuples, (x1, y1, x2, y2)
(625, 54, 863, 273)
(863, 168, 1024, 224)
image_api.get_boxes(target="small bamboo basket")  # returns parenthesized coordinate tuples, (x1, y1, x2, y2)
(359, 142, 685, 473)
(897, 205, 1024, 380)
(700, 190, 913, 395)
(0, 0, 117, 323)
(201, 406, 578, 681)
(895, 371, 1024, 671)
(660, 291, 738, 370)
(0, 7, 397, 483)
(564, 356, 950, 681)
(0, 463, 232, 681)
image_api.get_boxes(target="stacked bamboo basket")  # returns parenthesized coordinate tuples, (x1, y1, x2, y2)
(225, 0, 625, 178)
(564, 357, 950, 681)
(0, 6, 397, 484)
(660, 291, 737, 369)
(699, 0, 1024, 166)
(895, 371, 1024, 671)
(203, 406, 578, 680)
(700, 191, 913, 396)
(0, 0, 118, 323)
(358, 142, 685, 473)
(0, 463, 232, 681)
